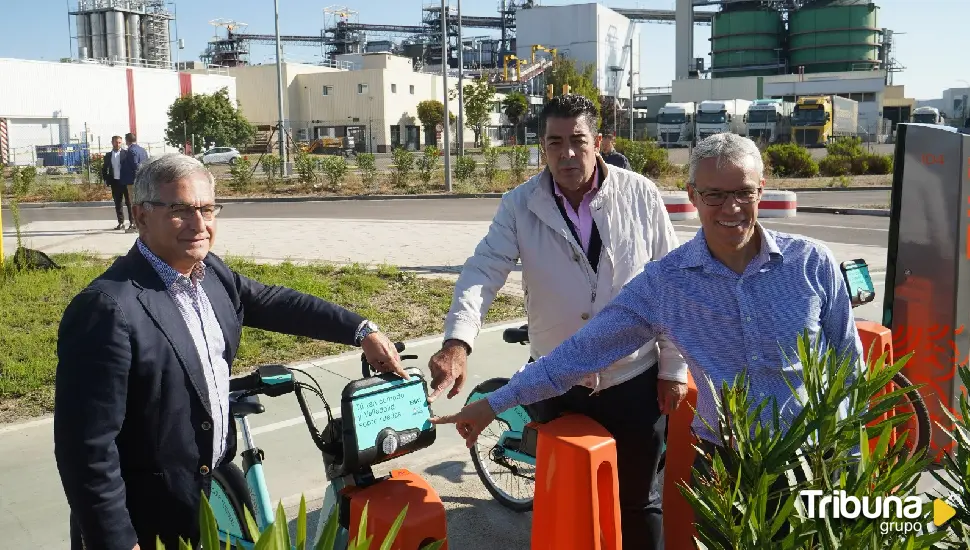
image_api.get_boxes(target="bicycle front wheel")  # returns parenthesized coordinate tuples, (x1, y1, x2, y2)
(890, 371, 932, 459)
(210, 462, 258, 545)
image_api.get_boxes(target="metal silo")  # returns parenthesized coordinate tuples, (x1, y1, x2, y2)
(90, 11, 106, 59)
(128, 13, 142, 64)
(788, 0, 883, 74)
(76, 12, 92, 58)
(711, 2, 785, 78)
(106, 10, 127, 62)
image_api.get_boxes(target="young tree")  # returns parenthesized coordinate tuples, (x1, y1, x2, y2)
(451, 76, 496, 147)
(417, 100, 445, 136)
(545, 57, 602, 128)
(502, 91, 529, 144)
(165, 87, 255, 151)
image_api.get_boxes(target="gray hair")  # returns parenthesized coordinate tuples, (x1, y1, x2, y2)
(687, 133, 764, 187)
(133, 153, 216, 204)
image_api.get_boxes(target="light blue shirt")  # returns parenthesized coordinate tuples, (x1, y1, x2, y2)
(486, 225, 864, 444)
(137, 239, 230, 466)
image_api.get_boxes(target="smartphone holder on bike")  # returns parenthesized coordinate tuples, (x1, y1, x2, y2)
(323, 365, 436, 479)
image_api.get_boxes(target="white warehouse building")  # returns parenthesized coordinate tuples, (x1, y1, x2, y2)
(515, 3, 641, 101)
(0, 58, 235, 166)
(218, 53, 512, 153)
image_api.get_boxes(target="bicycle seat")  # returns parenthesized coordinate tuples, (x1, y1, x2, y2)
(326, 366, 435, 479)
(503, 324, 529, 344)
(229, 393, 265, 418)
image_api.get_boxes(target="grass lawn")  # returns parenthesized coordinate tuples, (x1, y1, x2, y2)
(0, 253, 524, 423)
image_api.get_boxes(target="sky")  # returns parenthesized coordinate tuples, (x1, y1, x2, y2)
(1, 0, 962, 100)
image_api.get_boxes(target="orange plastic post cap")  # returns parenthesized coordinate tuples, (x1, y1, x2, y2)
(662, 370, 699, 550)
(856, 320, 898, 450)
(343, 468, 448, 550)
(532, 414, 622, 550)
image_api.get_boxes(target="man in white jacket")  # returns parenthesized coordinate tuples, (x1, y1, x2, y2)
(427, 94, 688, 550)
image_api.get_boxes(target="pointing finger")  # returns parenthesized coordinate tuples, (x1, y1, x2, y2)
(430, 413, 459, 425)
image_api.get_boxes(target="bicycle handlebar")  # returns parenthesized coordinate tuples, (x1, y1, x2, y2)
(360, 341, 417, 378)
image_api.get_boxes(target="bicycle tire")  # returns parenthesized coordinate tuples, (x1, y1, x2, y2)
(890, 371, 932, 458)
(210, 462, 258, 545)
(466, 378, 535, 513)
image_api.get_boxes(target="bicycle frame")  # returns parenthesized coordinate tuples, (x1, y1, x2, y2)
(212, 415, 276, 547)
(466, 390, 537, 466)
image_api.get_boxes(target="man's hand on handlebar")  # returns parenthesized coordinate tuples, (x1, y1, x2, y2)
(427, 339, 470, 402)
(430, 398, 496, 448)
(361, 331, 409, 379)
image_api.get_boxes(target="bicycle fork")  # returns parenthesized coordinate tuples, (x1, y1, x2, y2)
(237, 416, 276, 530)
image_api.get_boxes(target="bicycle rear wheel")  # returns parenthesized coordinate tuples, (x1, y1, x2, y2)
(889, 370, 932, 459)
(466, 378, 536, 512)
(210, 462, 258, 545)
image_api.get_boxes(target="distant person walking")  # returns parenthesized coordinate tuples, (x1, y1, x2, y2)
(102, 135, 132, 231)
(600, 131, 632, 171)
(122, 133, 148, 233)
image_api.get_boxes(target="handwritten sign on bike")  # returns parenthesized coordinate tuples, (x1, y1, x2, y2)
(341, 368, 436, 470)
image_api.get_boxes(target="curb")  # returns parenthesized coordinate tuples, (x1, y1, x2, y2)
(797, 206, 889, 217)
(1, 187, 892, 209)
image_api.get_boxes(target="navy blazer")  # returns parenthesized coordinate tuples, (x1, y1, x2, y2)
(54, 244, 366, 550)
(101, 148, 129, 184)
(121, 143, 148, 185)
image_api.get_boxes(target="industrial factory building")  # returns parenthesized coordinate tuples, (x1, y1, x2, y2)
(71, 0, 175, 69)
(217, 54, 513, 153)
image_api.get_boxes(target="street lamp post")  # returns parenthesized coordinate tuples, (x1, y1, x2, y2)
(456, 0, 464, 155)
(440, 0, 452, 191)
(273, 0, 288, 175)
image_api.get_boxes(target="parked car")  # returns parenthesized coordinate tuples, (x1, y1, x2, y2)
(199, 147, 242, 165)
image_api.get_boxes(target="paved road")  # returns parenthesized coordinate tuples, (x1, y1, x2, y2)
(3, 195, 889, 244)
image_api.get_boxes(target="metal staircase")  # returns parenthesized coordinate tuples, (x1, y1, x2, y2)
(518, 57, 553, 82)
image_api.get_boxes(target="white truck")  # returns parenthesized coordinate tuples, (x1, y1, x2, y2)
(745, 99, 795, 144)
(656, 102, 694, 147)
(695, 99, 752, 140)
(912, 106, 945, 125)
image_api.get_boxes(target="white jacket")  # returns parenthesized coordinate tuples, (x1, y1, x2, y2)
(444, 157, 689, 390)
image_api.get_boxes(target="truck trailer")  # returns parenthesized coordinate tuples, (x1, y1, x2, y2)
(695, 99, 752, 140)
(745, 99, 795, 144)
(656, 102, 694, 147)
(791, 95, 858, 147)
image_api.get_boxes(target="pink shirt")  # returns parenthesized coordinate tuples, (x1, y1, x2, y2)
(553, 165, 600, 253)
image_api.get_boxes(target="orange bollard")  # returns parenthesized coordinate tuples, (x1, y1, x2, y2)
(856, 320, 898, 450)
(662, 370, 699, 550)
(531, 414, 622, 550)
(341, 469, 448, 549)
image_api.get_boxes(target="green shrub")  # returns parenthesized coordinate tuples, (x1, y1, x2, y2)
(320, 155, 349, 189)
(261, 154, 283, 183)
(229, 156, 254, 190)
(89, 154, 105, 184)
(391, 147, 414, 188)
(11, 165, 37, 197)
(158, 492, 446, 549)
(614, 138, 670, 178)
(295, 150, 317, 186)
(507, 145, 529, 183)
(819, 155, 852, 177)
(481, 146, 500, 184)
(355, 153, 378, 188)
(454, 155, 476, 182)
(825, 136, 865, 158)
(682, 332, 952, 548)
(865, 153, 893, 175)
(764, 143, 819, 178)
(415, 146, 440, 185)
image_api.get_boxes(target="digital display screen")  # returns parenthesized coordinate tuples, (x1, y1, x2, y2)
(844, 261, 874, 294)
(349, 377, 432, 450)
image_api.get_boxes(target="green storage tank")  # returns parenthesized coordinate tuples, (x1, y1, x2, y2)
(788, 1, 883, 74)
(711, 6, 785, 78)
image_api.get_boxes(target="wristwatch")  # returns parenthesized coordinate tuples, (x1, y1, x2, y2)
(355, 320, 380, 346)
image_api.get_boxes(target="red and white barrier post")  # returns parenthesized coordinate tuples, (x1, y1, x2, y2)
(759, 190, 797, 218)
(662, 192, 698, 221)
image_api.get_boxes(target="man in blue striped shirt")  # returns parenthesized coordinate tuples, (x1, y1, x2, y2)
(433, 132, 864, 458)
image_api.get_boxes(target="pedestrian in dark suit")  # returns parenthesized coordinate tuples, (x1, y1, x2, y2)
(102, 135, 133, 230)
(122, 133, 149, 233)
(600, 131, 632, 171)
(54, 153, 407, 550)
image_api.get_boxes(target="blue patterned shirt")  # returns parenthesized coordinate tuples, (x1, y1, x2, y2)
(486, 225, 864, 444)
(137, 239, 230, 466)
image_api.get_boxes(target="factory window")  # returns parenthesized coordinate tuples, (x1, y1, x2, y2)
(410, 85, 415, 94)
(391, 84, 397, 93)
(322, 86, 333, 96)
(358, 83, 368, 95)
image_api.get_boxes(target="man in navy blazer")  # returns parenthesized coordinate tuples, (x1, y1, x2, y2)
(54, 153, 406, 550)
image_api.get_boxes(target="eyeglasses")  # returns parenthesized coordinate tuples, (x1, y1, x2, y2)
(143, 201, 223, 220)
(693, 187, 761, 207)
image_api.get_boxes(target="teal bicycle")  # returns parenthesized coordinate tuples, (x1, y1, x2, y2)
(209, 342, 446, 548)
